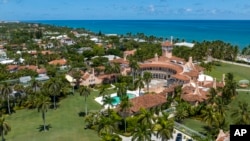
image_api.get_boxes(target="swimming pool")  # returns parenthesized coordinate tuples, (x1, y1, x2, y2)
(111, 93, 136, 106)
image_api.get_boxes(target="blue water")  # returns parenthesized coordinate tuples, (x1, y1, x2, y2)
(111, 93, 136, 106)
(27, 20, 250, 49)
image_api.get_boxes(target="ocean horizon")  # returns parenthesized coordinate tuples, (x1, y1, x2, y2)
(25, 20, 250, 49)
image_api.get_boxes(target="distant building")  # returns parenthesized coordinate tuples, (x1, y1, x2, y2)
(35, 74, 50, 81)
(77, 47, 92, 54)
(19, 76, 32, 84)
(174, 42, 195, 48)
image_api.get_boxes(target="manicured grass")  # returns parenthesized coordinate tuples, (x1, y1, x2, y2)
(181, 118, 207, 134)
(5, 89, 115, 141)
(206, 62, 250, 82)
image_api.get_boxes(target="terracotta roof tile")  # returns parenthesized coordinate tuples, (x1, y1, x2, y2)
(49, 59, 67, 66)
(117, 94, 166, 114)
(184, 70, 199, 77)
(139, 63, 183, 73)
(181, 86, 208, 102)
(111, 58, 129, 65)
(36, 68, 47, 74)
(7, 65, 18, 71)
(18, 65, 37, 71)
(161, 41, 173, 47)
(172, 74, 190, 81)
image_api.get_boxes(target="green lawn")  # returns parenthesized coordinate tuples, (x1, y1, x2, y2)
(181, 118, 207, 134)
(206, 62, 250, 82)
(5, 89, 115, 141)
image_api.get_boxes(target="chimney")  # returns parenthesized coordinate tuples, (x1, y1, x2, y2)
(203, 75, 206, 85)
(222, 73, 225, 85)
(92, 68, 95, 75)
(194, 82, 200, 95)
(123, 53, 127, 61)
(213, 78, 217, 89)
(155, 53, 158, 62)
(188, 56, 193, 64)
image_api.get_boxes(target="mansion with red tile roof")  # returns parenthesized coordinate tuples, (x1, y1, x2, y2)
(112, 41, 225, 105)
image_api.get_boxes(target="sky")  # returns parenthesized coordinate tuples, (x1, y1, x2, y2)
(0, 0, 250, 20)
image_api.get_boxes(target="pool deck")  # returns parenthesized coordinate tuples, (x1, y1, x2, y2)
(94, 90, 143, 109)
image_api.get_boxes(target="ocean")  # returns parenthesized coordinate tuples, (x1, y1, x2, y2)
(28, 20, 250, 49)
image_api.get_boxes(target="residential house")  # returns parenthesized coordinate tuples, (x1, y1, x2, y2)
(77, 47, 92, 54)
(60, 38, 74, 46)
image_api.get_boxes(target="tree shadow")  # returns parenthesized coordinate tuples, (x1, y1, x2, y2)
(37, 124, 52, 132)
(49, 104, 60, 109)
(78, 112, 86, 117)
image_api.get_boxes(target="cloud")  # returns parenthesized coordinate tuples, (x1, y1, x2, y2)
(148, 5, 155, 12)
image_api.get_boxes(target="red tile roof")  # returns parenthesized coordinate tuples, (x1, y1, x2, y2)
(49, 59, 67, 66)
(161, 41, 173, 47)
(139, 63, 183, 74)
(181, 86, 208, 102)
(184, 70, 199, 77)
(7, 65, 18, 71)
(172, 74, 190, 81)
(110, 58, 129, 65)
(117, 94, 166, 115)
(18, 65, 37, 71)
(36, 68, 47, 74)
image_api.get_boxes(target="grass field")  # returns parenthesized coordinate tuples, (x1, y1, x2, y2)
(5, 89, 116, 141)
(205, 62, 250, 82)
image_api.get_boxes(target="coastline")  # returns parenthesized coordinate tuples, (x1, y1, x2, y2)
(23, 20, 250, 49)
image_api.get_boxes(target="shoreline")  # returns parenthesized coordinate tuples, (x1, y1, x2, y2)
(21, 20, 250, 49)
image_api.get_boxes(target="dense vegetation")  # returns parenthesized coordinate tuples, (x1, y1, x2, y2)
(0, 22, 249, 141)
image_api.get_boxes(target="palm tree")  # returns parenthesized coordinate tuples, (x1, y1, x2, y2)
(112, 63, 121, 83)
(30, 78, 41, 93)
(137, 108, 154, 127)
(143, 71, 152, 93)
(99, 85, 109, 98)
(36, 94, 50, 131)
(214, 97, 228, 117)
(135, 76, 144, 96)
(102, 95, 114, 115)
(174, 103, 189, 122)
(201, 106, 219, 127)
(131, 124, 152, 141)
(119, 96, 133, 133)
(231, 101, 250, 125)
(0, 117, 11, 141)
(97, 116, 116, 136)
(101, 133, 122, 141)
(71, 69, 82, 89)
(79, 86, 91, 115)
(154, 113, 174, 141)
(115, 83, 127, 98)
(104, 63, 114, 84)
(207, 88, 218, 105)
(129, 59, 139, 86)
(46, 78, 62, 109)
(223, 73, 237, 102)
(13, 84, 24, 93)
(0, 83, 12, 114)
